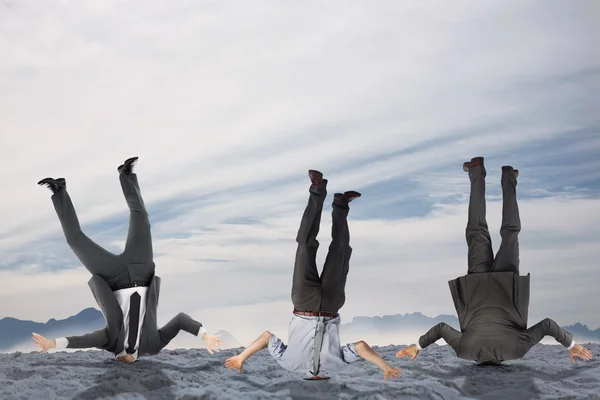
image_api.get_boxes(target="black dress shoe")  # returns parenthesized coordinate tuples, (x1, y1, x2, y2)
(118, 156, 139, 174)
(463, 156, 484, 172)
(335, 190, 361, 203)
(37, 177, 66, 194)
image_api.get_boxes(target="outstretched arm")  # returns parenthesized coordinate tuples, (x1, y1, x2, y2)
(32, 329, 109, 353)
(418, 322, 462, 350)
(225, 331, 272, 373)
(396, 323, 461, 361)
(522, 318, 572, 348)
(354, 341, 402, 381)
(520, 318, 592, 361)
(158, 312, 221, 354)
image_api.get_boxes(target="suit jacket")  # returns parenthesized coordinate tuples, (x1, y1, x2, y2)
(418, 272, 573, 362)
(64, 274, 202, 356)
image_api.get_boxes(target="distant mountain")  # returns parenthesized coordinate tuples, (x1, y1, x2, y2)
(215, 329, 241, 349)
(561, 323, 600, 343)
(2, 309, 597, 353)
(343, 312, 460, 332)
(0, 308, 105, 352)
(340, 312, 600, 343)
(0, 308, 242, 352)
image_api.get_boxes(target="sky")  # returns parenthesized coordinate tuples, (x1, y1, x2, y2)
(1, 0, 599, 347)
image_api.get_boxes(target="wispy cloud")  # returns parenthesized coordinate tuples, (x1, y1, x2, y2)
(0, 0, 598, 345)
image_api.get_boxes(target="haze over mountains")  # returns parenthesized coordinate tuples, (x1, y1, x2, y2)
(2, 308, 598, 353)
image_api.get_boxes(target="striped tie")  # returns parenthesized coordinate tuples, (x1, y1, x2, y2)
(311, 316, 326, 376)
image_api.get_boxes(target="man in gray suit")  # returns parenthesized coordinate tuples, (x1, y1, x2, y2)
(396, 157, 592, 365)
(225, 170, 402, 380)
(32, 157, 221, 362)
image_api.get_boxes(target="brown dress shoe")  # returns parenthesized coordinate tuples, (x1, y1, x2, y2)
(463, 156, 484, 172)
(501, 165, 519, 178)
(336, 190, 361, 203)
(308, 169, 324, 186)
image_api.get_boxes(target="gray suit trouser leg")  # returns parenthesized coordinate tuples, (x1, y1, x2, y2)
(466, 166, 520, 274)
(291, 183, 353, 314)
(320, 203, 351, 314)
(291, 183, 326, 312)
(490, 170, 520, 273)
(51, 172, 155, 289)
(118, 172, 155, 282)
(466, 165, 494, 273)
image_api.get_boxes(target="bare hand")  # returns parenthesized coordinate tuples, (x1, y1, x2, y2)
(383, 366, 403, 381)
(201, 333, 222, 354)
(225, 355, 245, 373)
(396, 344, 420, 361)
(569, 344, 592, 362)
(32, 332, 54, 354)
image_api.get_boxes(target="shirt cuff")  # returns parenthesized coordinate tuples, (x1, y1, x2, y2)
(415, 342, 423, 351)
(567, 340, 576, 350)
(198, 327, 207, 338)
(55, 337, 69, 349)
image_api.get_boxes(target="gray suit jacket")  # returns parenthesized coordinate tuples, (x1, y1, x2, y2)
(64, 274, 202, 356)
(419, 272, 573, 362)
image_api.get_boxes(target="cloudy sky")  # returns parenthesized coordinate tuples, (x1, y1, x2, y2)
(1, 0, 599, 347)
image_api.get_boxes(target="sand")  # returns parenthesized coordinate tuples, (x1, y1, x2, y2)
(1, 343, 598, 399)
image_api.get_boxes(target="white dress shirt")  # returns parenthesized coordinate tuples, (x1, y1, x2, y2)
(113, 286, 149, 360)
(55, 286, 149, 360)
(267, 314, 361, 378)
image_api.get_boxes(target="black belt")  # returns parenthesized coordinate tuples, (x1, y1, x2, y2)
(114, 280, 150, 291)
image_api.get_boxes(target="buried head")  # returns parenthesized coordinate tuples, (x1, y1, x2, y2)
(476, 348, 502, 366)
(303, 375, 331, 381)
(116, 354, 137, 363)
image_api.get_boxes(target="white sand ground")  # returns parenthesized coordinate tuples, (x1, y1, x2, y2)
(0, 343, 598, 400)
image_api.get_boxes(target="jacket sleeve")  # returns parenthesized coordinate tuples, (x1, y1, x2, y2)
(418, 322, 462, 351)
(519, 318, 573, 356)
(158, 312, 203, 349)
(65, 328, 109, 349)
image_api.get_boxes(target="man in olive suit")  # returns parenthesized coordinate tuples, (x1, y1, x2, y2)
(396, 157, 592, 365)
